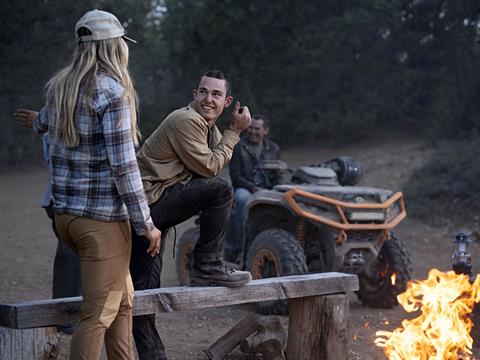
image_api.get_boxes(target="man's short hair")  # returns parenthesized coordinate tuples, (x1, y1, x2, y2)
(252, 114, 269, 129)
(195, 69, 231, 97)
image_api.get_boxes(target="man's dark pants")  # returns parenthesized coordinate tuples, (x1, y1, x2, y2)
(130, 176, 234, 360)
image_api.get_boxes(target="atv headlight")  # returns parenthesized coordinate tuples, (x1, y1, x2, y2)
(386, 204, 400, 220)
(347, 211, 385, 221)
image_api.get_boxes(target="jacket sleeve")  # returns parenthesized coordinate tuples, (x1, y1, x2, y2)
(171, 117, 240, 177)
(33, 106, 49, 136)
(100, 92, 154, 236)
(229, 143, 258, 192)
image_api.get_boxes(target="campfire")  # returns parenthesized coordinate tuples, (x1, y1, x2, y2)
(375, 268, 480, 359)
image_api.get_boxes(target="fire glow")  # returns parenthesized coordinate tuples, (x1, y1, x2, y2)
(391, 273, 397, 286)
(375, 268, 480, 359)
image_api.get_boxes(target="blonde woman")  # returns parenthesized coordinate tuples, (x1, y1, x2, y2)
(15, 9, 161, 360)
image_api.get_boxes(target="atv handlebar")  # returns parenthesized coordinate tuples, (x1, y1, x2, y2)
(283, 189, 406, 243)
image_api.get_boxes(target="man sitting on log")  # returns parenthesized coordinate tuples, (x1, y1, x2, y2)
(131, 69, 253, 360)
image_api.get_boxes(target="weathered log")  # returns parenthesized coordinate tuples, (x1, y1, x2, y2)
(0, 326, 59, 360)
(0, 273, 358, 329)
(205, 313, 262, 360)
(206, 313, 288, 360)
(0, 273, 358, 359)
(240, 316, 287, 360)
(286, 293, 349, 360)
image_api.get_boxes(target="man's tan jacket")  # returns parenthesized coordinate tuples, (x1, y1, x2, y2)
(137, 103, 240, 204)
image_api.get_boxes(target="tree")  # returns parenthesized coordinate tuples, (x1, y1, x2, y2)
(0, 0, 168, 166)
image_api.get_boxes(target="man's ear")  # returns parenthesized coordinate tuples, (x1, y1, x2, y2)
(192, 89, 197, 99)
(264, 126, 270, 135)
(224, 96, 233, 108)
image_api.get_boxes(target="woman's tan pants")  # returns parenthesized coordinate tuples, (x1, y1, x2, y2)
(55, 215, 134, 360)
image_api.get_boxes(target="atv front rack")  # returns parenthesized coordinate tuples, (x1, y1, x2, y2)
(283, 189, 406, 244)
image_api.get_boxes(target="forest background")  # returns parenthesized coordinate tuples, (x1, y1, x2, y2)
(2, 0, 480, 225)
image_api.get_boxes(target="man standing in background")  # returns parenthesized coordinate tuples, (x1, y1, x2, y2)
(228, 114, 281, 260)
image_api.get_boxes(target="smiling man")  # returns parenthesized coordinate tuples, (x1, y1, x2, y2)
(131, 69, 252, 360)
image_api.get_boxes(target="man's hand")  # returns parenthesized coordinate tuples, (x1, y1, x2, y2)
(14, 109, 38, 128)
(145, 227, 162, 257)
(229, 101, 251, 134)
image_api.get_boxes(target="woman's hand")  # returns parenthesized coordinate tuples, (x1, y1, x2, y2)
(145, 227, 162, 257)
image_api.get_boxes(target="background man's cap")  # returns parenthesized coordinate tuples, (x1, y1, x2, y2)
(75, 9, 137, 43)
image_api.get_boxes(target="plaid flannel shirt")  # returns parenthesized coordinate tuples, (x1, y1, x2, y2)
(34, 71, 154, 235)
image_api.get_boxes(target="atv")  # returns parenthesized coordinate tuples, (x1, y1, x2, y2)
(176, 157, 412, 315)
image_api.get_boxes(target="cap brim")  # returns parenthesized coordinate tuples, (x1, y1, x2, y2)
(123, 35, 137, 44)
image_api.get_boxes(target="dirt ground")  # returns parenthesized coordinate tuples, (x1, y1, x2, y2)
(1, 136, 478, 359)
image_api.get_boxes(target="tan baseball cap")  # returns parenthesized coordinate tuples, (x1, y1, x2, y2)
(75, 9, 137, 43)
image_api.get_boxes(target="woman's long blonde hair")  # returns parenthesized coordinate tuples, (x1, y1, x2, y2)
(45, 32, 140, 147)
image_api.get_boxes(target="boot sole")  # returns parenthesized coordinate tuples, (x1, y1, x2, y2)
(189, 275, 252, 288)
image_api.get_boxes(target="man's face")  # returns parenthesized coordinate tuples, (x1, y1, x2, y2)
(192, 76, 233, 123)
(247, 119, 269, 144)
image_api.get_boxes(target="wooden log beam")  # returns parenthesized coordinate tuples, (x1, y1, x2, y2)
(206, 314, 287, 360)
(205, 313, 262, 360)
(0, 273, 358, 329)
(239, 316, 287, 360)
(286, 293, 349, 360)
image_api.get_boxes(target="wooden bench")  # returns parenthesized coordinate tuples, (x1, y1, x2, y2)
(0, 272, 358, 359)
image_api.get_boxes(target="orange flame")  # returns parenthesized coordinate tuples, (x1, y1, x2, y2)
(376, 268, 480, 359)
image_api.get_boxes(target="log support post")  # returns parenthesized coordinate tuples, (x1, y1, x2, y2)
(0, 326, 60, 360)
(286, 293, 348, 360)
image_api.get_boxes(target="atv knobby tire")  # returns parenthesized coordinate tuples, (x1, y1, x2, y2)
(175, 227, 199, 286)
(357, 233, 412, 308)
(246, 228, 308, 315)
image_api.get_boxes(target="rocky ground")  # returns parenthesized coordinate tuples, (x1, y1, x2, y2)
(1, 136, 477, 359)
